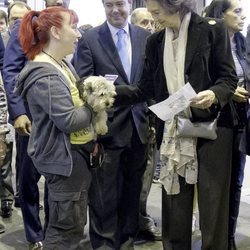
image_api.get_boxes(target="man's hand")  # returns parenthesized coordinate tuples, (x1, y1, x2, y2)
(190, 90, 217, 109)
(233, 86, 248, 103)
(14, 115, 31, 136)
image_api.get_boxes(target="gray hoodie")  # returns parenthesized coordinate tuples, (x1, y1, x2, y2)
(15, 61, 92, 177)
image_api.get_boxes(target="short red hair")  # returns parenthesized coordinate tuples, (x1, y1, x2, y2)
(19, 7, 78, 60)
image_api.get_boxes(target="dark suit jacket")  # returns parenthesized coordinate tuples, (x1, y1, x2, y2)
(2, 20, 28, 123)
(0, 34, 4, 72)
(73, 22, 150, 148)
(115, 12, 238, 148)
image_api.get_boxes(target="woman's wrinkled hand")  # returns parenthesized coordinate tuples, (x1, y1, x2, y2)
(233, 86, 248, 103)
(190, 90, 217, 109)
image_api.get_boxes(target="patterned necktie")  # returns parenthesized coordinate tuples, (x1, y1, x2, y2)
(116, 29, 131, 81)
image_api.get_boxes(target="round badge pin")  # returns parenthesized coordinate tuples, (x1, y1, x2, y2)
(208, 20, 216, 25)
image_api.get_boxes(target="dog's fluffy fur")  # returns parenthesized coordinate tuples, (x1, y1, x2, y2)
(77, 76, 116, 136)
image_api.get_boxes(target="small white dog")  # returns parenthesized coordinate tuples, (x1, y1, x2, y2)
(77, 76, 116, 136)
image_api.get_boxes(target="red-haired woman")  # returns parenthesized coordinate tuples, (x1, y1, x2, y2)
(15, 7, 94, 249)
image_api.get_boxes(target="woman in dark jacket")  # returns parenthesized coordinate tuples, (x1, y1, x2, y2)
(205, 1, 249, 249)
(115, 0, 238, 249)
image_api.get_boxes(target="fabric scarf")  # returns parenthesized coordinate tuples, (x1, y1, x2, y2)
(160, 12, 198, 195)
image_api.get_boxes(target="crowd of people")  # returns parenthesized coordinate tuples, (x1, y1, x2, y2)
(0, 0, 249, 250)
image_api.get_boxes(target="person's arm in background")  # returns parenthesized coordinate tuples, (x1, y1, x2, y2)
(0, 74, 9, 165)
(232, 32, 248, 103)
(246, 24, 250, 93)
(0, 34, 4, 72)
(2, 19, 31, 136)
(239, 24, 250, 155)
(0, 33, 8, 165)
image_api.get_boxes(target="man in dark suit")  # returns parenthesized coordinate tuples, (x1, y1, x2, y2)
(73, 0, 150, 249)
(130, 7, 161, 243)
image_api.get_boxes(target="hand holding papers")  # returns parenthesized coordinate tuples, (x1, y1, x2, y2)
(190, 90, 217, 109)
(149, 83, 196, 121)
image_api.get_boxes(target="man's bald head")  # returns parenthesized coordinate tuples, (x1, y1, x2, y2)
(44, 0, 70, 8)
(130, 7, 155, 33)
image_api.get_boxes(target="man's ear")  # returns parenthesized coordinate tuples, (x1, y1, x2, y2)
(50, 26, 61, 40)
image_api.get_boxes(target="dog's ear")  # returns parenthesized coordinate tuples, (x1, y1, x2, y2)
(76, 76, 90, 100)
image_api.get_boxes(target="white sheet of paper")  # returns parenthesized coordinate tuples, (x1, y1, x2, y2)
(104, 74, 118, 84)
(149, 82, 197, 121)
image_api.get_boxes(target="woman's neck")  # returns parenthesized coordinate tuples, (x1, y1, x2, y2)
(42, 50, 63, 67)
(171, 12, 182, 39)
(228, 28, 236, 39)
(172, 28, 179, 39)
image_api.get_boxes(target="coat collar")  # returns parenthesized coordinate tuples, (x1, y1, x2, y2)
(184, 12, 203, 74)
(155, 12, 204, 77)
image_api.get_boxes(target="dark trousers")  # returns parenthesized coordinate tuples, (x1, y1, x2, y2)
(0, 142, 14, 202)
(162, 127, 233, 250)
(229, 130, 246, 240)
(88, 130, 147, 250)
(17, 135, 47, 243)
(43, 146, 92, 250)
